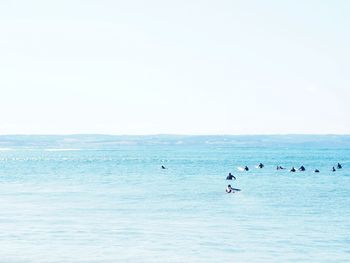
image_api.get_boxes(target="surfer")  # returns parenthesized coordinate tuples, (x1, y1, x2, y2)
(332, 167, 336, 172)
(226, 173, 236, 180)
(258, 163, 264, 169)
(277, 166, 285, 170)
(225, 184, 240, 193)
(161, 165, 166, 169)
(299, 165, 306, 171)
(244, 166, 249, 171)
(290, 167, 296, 172)
(337, 163, 342, 169)
(314, 169, 320, 173)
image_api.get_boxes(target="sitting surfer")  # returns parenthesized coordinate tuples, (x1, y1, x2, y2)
(277, 166, 285, 170)
(332, 166, 336, 172)
(225, 184, 240, 193)
(244, 166, 249, 171)
(161, 165, 166, 169)
(258, 163, 264, 169)
(337, 163, 342, 169)
(290, 167, 296, 172)
(226, 173, 236, 180)
(314, 169, 320, 173)
(299, 165, 306, 171)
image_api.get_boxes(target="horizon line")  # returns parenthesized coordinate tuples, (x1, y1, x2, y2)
(0, 133, 349, 137)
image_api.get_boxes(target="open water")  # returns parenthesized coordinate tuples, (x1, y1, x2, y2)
(0, 135, 349, 262)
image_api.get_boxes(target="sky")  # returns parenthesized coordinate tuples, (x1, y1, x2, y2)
(0, 0, 349, 135)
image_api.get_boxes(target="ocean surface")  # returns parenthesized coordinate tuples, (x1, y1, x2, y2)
(0, 135, 349, 263)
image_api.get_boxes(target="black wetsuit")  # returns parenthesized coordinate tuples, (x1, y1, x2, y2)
(226, 186, 240, 193)
(226, 173, 236, 180)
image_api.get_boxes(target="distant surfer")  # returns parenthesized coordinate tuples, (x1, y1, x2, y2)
(337, 163, 342, 169)
(314, 169, 320, 173)
(226, 173, 236, 180)
(226, 184, 240, 193)
(244, 166, 249, 171)
(299, 165, 306, 171)
(290, 167, 296, 172)
(332, 167, 336, 172)
(277, 166, 285, 170)
(258, 163, 264, 169)
(161, 165, 166, 169)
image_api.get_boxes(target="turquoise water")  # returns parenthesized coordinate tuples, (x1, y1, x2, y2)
(0, 136, 349, 262)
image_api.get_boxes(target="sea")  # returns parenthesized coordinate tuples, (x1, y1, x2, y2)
(0, 135, 349, 263)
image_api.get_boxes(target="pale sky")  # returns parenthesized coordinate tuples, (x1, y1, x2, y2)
(0, 0, 349, 135)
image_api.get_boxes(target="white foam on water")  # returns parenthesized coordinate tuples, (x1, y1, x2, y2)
(0, 148, 13, 151)
(44, 148, 81, 152)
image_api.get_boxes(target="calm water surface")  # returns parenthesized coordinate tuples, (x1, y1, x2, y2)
(0, 140, 349, 262)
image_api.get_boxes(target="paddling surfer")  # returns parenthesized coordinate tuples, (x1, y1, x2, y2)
(226, 173, 236, 180)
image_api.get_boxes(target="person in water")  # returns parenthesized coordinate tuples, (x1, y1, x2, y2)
(258, 163, 264, 169)
(299, 165, 306, 171)
(226, 173, 236, 180)
(276, 166, 285, 170)
(314, 169, 320, 173)
(161, 165, 166, 169)
(337, 163, 342, 169)
(244, 166, 249, 171)
(226, 184, 240, 193)
(290, 167, 296, 172)
(332, 167, 336, 172)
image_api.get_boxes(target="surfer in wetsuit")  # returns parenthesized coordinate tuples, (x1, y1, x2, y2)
(277, 166, 285, 170)
(161, 165, 166, 169)
(290, 167, 296, 172)
(332, 166, 336, 172)
(226, 173, 236, 180)
(226, 185, 233, 193)
(299, 165, 306, 171)
(258, 163, 264, 169)
(337, 163, 342, 169)
(314, 169, 320, 173)
(225, 185, 240, 193)
(244, 166, 249, 171)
